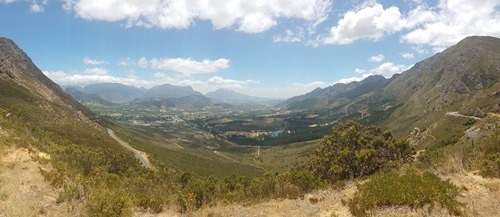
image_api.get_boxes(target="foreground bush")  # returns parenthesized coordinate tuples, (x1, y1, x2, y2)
(348, 168, 463, 216)
(481, 153, 500, 178)
(85, 186, 132, 217)
(310, 120, 414, 182)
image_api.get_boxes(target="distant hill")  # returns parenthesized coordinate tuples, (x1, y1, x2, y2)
(144, 84, 202, 98)
(278, 74, 391, 110)
(65, 87, 114, 106)
(76, 83, 204, 103)
(130, 95, 232, 110)
(205, 88, 282, 106)
(82, 83, 144, 103)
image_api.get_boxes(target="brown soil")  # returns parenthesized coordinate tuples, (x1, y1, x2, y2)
(0, 148, 80, 217)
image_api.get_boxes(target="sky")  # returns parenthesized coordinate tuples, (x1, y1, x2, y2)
(1, 0, 499, 98)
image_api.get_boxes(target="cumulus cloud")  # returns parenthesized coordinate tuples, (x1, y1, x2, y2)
(138, 57, 230, 75)
(44, 70, 260, 95)
(371, 62, 408, 77)
(313, 0, 500, 50)
(83, 57, 107, 65)
(83, 67, 108, 76)
(292, 81, 328, 89)
(2, 0, 17, 4)
(44, 70, 154, 87)
(208, 76, 259, 88)
(369, 54, 384, 62)
(401, 52, 415, 59)
(354, 68, 366, 74)
(401, 0, 500, 48)
(273, 28, 305, 43)
(62, 0, 331, 33)
(336, 73, 374, 84)
(118, 57, 135, 66)
(318, 1, 405, 45)
(30, 0, 47, 13)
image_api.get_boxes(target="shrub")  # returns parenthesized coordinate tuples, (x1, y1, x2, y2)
(309, 120, 414, 182)
(85, 187, 132, 217)
(480, 153, 500, 178)
(348, 168, 463, 216)
(275, 168, 324, 197)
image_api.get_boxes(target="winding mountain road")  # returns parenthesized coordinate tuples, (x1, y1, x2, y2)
(107, 128, 154, 169)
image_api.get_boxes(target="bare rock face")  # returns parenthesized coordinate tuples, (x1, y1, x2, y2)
(0, 37, 94, 118)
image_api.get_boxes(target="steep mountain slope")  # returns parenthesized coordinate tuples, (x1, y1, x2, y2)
(0, 37, 121, 151)
(383, 36, 500, 133)
(280, 36, 500, 137)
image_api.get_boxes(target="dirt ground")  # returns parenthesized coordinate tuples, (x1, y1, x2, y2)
(0, 148, 80, 217)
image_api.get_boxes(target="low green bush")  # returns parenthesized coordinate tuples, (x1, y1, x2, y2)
(348, 168, 463, 216)
(85, 187, 132, 217)
(480, 153, 500, 178)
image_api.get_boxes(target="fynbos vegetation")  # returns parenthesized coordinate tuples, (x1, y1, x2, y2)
(310, 120, 414, 182)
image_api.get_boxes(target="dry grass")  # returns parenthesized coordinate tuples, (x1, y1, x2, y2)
(0, 148, 81, 217)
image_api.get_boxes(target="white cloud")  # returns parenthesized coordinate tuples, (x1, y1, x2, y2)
(401, 0, 500, 48)
(44, 70, 155, 87)
(318, 1, 405, 45)
(83, 57, 107, 65)
(354, 68, 366, 74)
(208, 76, 259, 88)
(44, 70, 261, 95)
(401, 52, 415, 59)
(273, 28, 305, 43)
(63, 0, 331, 34)
(30, 0, 47, 13)
(313, 0, 500, 49)
(83, 67, 108, 76)
(336, 73, 374, 84)
(2, 0, 17, 4)
(292, 81, 328, 88)
(118, 57, 135, 66)
(139, 57, 230, 75)
(137, 57, 148, 68)
(371, 62, 407, 77)
(369, 54, 384, 62)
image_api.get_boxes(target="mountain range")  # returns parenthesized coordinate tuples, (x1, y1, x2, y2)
(66, 83, 281, 108)
(279, 36, 500, 136)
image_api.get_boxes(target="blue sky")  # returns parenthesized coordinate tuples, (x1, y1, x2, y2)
(1, 0, 499, 98)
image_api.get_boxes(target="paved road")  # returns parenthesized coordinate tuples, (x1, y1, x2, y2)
(107, 129, 153, 169)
